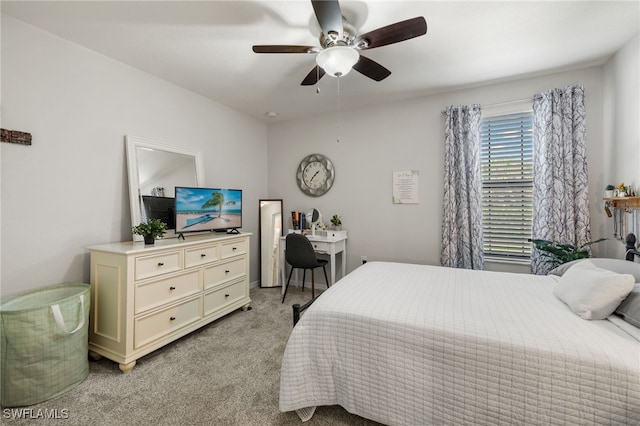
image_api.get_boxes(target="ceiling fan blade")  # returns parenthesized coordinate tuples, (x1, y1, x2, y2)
(301, 66, 326, 86)
(311, 0, 343, 39)
(352, 55, 391, 82)
(355, 17, 427, 50)
(253, 45, 318, 54)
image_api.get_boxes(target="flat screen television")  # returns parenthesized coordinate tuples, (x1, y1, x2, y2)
(175, 187, 242, 234)
(141, 196, 176, 230)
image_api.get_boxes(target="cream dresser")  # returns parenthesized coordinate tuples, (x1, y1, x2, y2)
(88, 233, 251, 373)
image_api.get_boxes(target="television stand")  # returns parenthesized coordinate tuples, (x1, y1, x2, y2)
(226, 228, 240, 234)
(87, 233, 252, 373)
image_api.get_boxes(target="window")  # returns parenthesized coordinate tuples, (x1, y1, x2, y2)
(480, 111, 533, 259)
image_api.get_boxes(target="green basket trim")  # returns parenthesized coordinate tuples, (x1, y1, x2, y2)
(0, 283, 89, 312)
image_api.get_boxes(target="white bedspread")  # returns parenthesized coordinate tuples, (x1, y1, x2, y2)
(279, 262, 640, 425)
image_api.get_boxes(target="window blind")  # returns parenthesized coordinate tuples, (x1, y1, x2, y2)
(481, 112, 533, 258)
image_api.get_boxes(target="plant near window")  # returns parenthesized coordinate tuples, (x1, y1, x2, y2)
(528, 237, 606, 269)
(132, 219, 167, 244)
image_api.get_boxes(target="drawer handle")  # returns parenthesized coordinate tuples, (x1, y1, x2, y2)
(225, 294, 230, 298)
(169, 316, 176, 321)
(200, 253, 207, 257)
(232, 247, 237, 251)
(158, 262, 164, 267)
(225, 270, 230, 274)
(169, 286, 176, 291)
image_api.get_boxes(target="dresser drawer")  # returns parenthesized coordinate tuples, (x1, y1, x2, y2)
(204, 256, 247, 290)
(221, 239, 248, 259)
(310, 241, 329, 253)
(203, 256, 246, 290)
(185, 244, 219, 268)
(204, 279, 247, 316)
(134, 296, 202, 349)
(135, 251, 182, 281)
(135, 270, 200, 314)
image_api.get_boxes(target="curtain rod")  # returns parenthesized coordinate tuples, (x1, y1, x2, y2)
(440, 84, 582, 114)
(441, 96, 535, 114)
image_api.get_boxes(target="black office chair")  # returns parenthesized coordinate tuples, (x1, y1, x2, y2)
(282, 233, 329, 303)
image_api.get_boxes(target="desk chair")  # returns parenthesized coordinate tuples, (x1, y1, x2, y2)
(282, 233, 329, 303)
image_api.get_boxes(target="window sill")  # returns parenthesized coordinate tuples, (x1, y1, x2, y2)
(485, 256, 531, 274)
(485, 256, 530, 266)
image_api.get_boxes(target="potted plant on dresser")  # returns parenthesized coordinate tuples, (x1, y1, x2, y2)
(132, 219, 167, 245)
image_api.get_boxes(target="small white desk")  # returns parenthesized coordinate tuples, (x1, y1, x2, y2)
(279, 233, 348, 296)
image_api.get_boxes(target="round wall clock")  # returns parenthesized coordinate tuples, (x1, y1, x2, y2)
(296, 153, 335, 197)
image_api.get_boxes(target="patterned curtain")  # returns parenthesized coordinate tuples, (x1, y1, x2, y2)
(441, 104, 484, 270)
(531, 84, 590, 275)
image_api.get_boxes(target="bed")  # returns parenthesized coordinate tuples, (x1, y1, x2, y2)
(279, 261, 640, 425)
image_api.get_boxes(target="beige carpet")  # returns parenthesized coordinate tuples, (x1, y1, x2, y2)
(2, 287, 381, 425)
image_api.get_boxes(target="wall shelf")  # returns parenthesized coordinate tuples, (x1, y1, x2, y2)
(603, 197, 640, 208)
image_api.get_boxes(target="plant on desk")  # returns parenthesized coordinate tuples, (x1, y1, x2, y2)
(132, 219, 167, 245)
(330, 214, 342, 230)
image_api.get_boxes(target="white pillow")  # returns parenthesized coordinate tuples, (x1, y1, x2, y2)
(553, 259, 635, 320)
(549, 258, 640, 282)
(615, 283, 640, 328)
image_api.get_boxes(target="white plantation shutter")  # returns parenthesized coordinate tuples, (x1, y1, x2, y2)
(481, 112, 533, 259)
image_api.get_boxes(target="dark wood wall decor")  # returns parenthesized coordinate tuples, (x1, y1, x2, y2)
(1, 128, 32, 145)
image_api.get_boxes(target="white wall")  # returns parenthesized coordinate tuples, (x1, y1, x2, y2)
(1, 16, 268, 296)
(268, 66, 612, 277)
(602, 32, 640, 258)
(0, 4, 3, 295)
(3, 15, 636, 297)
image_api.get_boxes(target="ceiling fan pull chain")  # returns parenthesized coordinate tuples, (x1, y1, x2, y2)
(336, 76, 341, 143)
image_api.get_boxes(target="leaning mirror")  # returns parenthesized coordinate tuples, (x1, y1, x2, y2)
(259, 199, 283, 287)
(125, 135, 205, 241)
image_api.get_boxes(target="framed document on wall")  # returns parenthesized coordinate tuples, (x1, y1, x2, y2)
(392, 170, 419, 204)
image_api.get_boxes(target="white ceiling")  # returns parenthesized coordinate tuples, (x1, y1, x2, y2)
(3, 1, 639, 122)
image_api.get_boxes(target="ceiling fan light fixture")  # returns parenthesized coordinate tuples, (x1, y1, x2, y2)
(316, 46, 359, 78)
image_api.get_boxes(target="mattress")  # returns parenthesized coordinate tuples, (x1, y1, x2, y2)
(279, 261, 640, 425)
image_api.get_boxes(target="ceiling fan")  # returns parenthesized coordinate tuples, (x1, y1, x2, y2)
(252, 0, 427, 85)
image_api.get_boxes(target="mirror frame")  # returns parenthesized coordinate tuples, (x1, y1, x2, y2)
(125, 135, 205, 241)
(259, 199, 284, 288)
